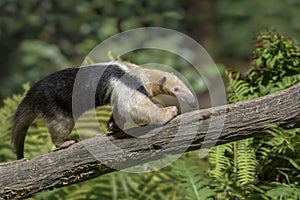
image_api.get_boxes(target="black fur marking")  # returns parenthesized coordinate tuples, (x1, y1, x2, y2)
(24, 64, 147, 120)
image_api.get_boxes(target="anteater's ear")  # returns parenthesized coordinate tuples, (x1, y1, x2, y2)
(159, 76, 167, 85)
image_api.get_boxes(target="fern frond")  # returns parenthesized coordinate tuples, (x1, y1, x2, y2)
(277, 74, 300, 89)
(236, 139, 257, 186)
(172, 159, 214, 200)
(254, 125, 300, 185)
(265, 183, 300, 200)
(208, 144, 232, 180)
(226, 72, 253, 103)
(263, 124, 297, 154)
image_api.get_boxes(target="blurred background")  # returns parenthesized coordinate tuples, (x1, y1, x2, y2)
(1, 0, 300, 102)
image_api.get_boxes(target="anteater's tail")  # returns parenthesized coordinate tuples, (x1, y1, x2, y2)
(11, 99, 37, 159)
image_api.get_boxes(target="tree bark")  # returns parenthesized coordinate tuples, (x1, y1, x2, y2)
(1, 83, 300, 199)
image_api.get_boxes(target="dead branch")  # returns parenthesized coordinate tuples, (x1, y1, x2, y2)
(0, 83, 299, 199)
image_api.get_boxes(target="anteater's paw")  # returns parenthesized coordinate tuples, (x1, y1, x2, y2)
(57, 139, 77, 149)
(163, 106, 178, 124)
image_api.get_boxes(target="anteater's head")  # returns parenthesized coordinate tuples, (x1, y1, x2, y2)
(121, 62, 198, 109)
(158, 73, 198, 108)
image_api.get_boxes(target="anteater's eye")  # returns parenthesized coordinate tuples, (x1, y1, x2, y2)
(174, 87, 179, 92)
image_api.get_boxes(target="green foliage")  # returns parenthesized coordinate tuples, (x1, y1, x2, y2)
(254, 125, 300, 185)
(208, 29, 300, 199)
(207, 144, 231, 180)
(226, 72, 254, 103)
(172, 159, 214, 200)
(235, 139, 256, 186)
(249, 28, 300, 95)
(215, 0, 300, 62)
(265, 183, 300, 200)
(35, 173, 139, 200)
(208, 142, 258, 198)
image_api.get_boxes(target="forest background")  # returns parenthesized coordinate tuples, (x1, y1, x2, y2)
(1, 0, 300, 100)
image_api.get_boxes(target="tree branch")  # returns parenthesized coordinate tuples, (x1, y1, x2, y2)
(1, 83, 300, 199)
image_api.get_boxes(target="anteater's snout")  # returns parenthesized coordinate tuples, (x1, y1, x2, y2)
(176, 90, 198, 108)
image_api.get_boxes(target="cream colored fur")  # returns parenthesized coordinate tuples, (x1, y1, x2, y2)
(122, 61, 197, 107)
(110, 77, 178, 130)
(109, 61, 197, 130)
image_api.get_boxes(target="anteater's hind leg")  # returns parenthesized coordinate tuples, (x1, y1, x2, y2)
(44, 113, 76, 149)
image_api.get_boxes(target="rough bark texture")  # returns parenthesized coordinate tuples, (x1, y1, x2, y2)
(0, 83, 299, 199)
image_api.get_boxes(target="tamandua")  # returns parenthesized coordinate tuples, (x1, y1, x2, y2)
(108, 61, 197, 131)
(11, 61, 196, 159)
